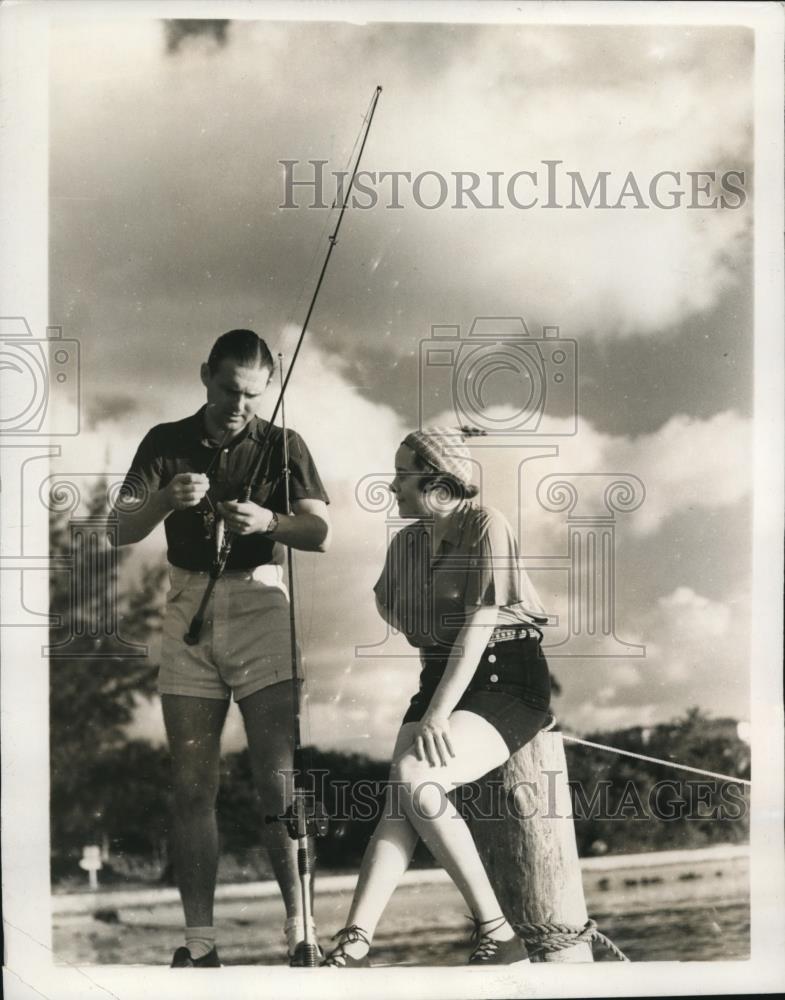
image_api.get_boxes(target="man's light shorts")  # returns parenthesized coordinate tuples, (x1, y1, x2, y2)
(159, 564, 293, 701)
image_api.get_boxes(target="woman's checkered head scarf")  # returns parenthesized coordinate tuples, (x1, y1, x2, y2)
(402, 426, 479, 486)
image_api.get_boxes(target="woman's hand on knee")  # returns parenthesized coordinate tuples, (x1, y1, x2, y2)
(413, 712, 455, 768)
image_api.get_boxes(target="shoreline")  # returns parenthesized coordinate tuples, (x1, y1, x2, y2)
(52, 841, 748, 915)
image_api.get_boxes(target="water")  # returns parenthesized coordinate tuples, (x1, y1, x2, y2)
(53, 853, 749, 965)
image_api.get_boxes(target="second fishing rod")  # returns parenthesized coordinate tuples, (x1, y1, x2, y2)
(184, 84, 382, 645)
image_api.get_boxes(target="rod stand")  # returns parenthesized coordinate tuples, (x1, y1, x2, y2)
(266, 788, 329, 968)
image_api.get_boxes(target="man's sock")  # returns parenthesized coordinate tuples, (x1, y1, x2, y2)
(285, 915, 317, 954)
(185, 926, 216, 960)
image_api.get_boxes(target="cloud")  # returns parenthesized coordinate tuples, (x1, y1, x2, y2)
(303, 655, 418, 760)
(614, 663, 644, 688)
(49, 18, 753, 393)
(85, 392, 141, 429)
(352, 24, 753, 338)
(554, 585, 742, 733)
(450, 407, 750, 541)
(638, 586, 738, 688)
(565, 700, 659, 735)
(658, 586, 732, 639)
(612, 412, 752, 533)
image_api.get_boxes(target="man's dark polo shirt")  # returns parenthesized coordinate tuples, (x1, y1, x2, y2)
(120, 407, 329, 572)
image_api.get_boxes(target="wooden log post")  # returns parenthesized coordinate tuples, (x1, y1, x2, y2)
(466, 730, 593, 962)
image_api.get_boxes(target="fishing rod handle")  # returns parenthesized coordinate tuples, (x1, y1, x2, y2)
(183, 617, 203, 646)
(183, 575, 218, 644)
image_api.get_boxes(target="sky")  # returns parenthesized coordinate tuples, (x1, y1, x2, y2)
(47, 13, 754, 760)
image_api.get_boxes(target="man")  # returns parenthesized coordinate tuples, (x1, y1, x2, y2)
(115, 329, 331, 967)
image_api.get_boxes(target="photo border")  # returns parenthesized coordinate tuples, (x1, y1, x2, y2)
(1, 2, 782, 997)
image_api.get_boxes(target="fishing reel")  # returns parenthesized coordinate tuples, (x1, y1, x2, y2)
(266, 790, 330, 841)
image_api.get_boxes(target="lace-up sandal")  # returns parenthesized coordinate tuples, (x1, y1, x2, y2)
(467, 915, 529, 965)
(320, 925, 371, 968)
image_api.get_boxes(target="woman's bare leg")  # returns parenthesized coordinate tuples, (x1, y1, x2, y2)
(329, 723, 421, 959)
(392, 710, 515, 938)
(334, 712, 515, 960)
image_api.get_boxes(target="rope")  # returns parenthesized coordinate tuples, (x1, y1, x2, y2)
(560, 734, 751, 787)
(514, 918, 629, 962)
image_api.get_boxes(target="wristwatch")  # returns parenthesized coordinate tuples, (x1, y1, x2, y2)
(263, 510, 279, 535)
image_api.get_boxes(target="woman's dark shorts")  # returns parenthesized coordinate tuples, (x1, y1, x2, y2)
(401, 632, 551, 755)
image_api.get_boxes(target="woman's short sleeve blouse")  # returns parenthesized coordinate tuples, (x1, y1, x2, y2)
(373, 502, 548, 648)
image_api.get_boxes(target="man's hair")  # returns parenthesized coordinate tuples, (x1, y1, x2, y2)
(207, 329, 274, 375)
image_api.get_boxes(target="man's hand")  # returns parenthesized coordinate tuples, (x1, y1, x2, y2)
(164, 473, 210, 511)
(217, 500, 275, 535)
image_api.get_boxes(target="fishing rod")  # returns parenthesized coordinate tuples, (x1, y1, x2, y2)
(267, 356, 328, 967)
(184, 84, 383, 645)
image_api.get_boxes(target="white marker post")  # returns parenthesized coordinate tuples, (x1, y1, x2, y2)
(79, 844, 102, 891)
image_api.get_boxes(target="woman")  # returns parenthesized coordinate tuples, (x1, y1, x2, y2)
(322, 427, 552, 967)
